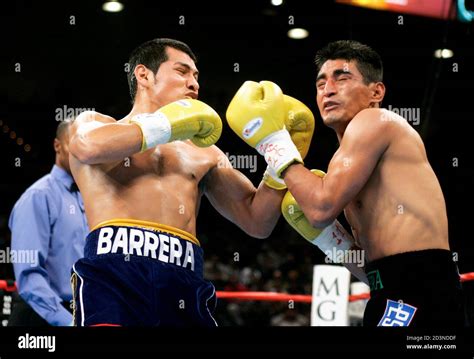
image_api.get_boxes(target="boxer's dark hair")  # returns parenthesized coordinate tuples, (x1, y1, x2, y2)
(127, 38, 197, 103)
(315, 40, 383, 84)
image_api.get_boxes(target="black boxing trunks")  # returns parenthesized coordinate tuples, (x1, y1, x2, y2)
(71, 219, 217, 327)
(363, 249, 466, 327)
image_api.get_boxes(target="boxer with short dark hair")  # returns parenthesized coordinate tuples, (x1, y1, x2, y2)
(68, 38, 314, 326)
(227, 40, 466, 327)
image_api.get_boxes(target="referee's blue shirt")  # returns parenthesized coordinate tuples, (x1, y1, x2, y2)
(9, 165, 88, 325)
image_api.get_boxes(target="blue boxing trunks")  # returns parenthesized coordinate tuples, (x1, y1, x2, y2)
(71, 219, 217, 327)
(363, 249, 466, 327)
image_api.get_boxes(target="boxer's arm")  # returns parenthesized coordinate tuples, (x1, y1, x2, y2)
(204, 147, 285, 239)
(69, 111, 143, 165)
(70, 100, 222, 165)
(283, 108, 391, 228)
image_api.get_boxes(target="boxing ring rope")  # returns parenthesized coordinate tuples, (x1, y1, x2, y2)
(0, 280, 16, 292)
(1, 272, 474, 301)
(216, 272, 474, 303)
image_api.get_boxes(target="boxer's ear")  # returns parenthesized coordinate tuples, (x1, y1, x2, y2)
(134, 64, 153, 90)
(369, 82, 385, 107)
(54, 138, 61, 154)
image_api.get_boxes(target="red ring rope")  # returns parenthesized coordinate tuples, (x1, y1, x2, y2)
(1, 272, 473, 302)
(216, 272, 474, 303)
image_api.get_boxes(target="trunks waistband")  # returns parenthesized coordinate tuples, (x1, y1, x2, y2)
(91, 219, 200, 246)
(365, 249, 460, 292)
(85, 219, 203, 273)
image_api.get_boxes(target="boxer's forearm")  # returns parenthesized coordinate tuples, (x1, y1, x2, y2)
(70, 123, 143, 164)
(245, 182, 286, 238)
(214, 183, 284, 239)
(283, 164, 337, 228)
(205, 166, 285, 239)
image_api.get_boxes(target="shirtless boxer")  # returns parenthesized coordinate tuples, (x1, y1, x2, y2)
(226, 40, 465, 327)
(68, 38, 314, 326)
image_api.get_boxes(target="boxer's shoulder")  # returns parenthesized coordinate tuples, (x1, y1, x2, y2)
(75, 110, 116, 124)
(70, 111, 116, 138)
(352, 108, 395, 127)
(345, 108, 398, 145)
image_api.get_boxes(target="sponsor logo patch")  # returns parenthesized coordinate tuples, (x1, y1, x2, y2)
(367, 269, 384, 291)
(378, 299, 417, 326)
(243, 117, 263, 139)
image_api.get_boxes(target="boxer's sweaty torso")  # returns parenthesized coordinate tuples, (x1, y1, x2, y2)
(343, 110, 449, 262)
(70, 138, 219, 235)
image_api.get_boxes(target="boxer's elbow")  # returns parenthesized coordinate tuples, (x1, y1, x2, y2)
(307, 196, 338, 229)
(242, 222, 273, 239)
(248, 230, 272, 239)
(69, 135, 102, 164)
(251, 227, 273, 239)
(310, 214, 335, 229)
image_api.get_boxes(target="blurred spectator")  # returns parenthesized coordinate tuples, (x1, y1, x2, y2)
(271, 307, 310, 326)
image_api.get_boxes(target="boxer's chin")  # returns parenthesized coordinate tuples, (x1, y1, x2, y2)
(322, 114, 341, 127)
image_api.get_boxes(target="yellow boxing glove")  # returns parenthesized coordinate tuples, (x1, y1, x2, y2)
(263, 95, 315, 190)
(226, 81, 303, 177)
(281, 169, 355, 263)
(131, 99, 222, 151)
(284, 95, 315, 159)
